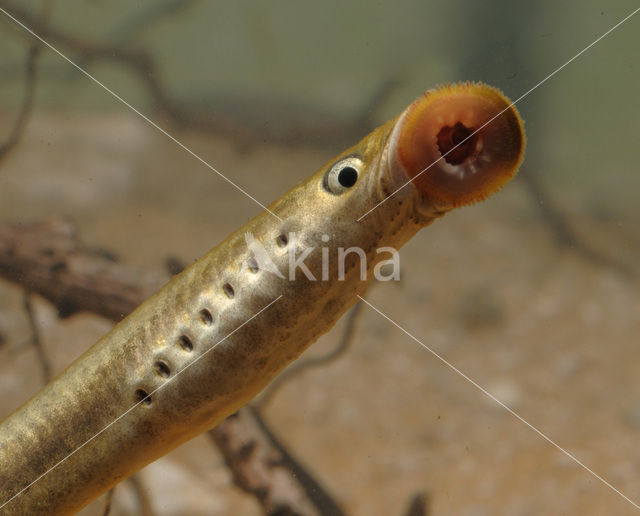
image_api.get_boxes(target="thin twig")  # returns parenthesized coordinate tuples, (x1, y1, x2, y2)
(107, 0, 202, 44)
(126, 475, 155, 516)
(0, 45, 37, 164)
(22, 289, 51, 384)
(0, 218, 344, 515)
(402, 492, 430, 516)
(252, 405, 346, 516)
(0, 0, 401, 152)
(209, 408, 332, 516)
(519, 169, 635, 277)
(0, 0, 184, 122)
(1, 1, 631, 281)
(0, 0, 53, 166)
(100, 477, 154, 516)
(101, 488, 115, 516)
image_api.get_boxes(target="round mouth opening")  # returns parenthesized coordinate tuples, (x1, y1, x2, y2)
(436, 122, 477, 165)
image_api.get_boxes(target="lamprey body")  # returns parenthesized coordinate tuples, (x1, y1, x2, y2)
(0, 83, 524, 514)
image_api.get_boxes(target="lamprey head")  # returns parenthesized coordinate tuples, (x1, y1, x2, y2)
(387, 82, 525, 211)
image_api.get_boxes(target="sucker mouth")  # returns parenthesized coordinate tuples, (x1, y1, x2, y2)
(436, 121, 478, 166)
(387, 82, 525, 209)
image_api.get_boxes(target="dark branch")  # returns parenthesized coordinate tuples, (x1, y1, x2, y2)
(210, 407, 338, 516)
(0, 218, 161, 322)
(107, 0, 202, 44)
(0, 0, 53, 166)
(0, 217, 343, 515)
(0, 0, 400, 152)
(101, 488, 115, 516)
(22, 289, 51, 384)
(519, 169, 635, 278)
(402, 492, 430, 516)
(0, 0, 184, 123)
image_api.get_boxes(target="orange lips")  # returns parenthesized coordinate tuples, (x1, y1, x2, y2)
(394, 82, 525, 208)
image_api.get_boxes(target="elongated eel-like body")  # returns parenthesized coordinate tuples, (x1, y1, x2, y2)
(0, 83, 524, 514)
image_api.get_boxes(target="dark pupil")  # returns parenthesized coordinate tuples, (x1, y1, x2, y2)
(337, 166, 358, 187)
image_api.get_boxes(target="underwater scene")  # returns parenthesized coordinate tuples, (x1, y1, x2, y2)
(0, 1, 639, 514)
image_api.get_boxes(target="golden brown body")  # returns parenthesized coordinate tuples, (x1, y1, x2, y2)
(0, 83, 524, 514)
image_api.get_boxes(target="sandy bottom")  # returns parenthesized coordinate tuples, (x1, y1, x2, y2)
(1, 114, 639, 515)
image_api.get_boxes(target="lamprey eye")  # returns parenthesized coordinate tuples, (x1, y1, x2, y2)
(324, 157, 362, 194)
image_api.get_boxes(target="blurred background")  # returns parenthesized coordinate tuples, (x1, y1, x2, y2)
(0, 1, 639, 514)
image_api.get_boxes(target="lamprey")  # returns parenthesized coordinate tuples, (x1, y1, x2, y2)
(0, 82, 525, 514)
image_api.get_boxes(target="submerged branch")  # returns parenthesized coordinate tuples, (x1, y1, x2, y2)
(0, 0, 400, 151)
(22, 289, 51, 385)
(519, 169, 635, 278)
(0, 0, 53, 166)
(0, 217, 343, 515)
(210, 407, 342, 516)
(0, 1, 632, 276)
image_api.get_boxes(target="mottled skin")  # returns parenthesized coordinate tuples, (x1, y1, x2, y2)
(0, 83, 524, 515)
